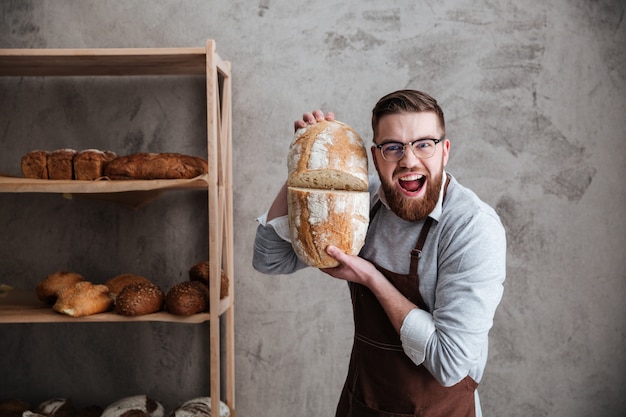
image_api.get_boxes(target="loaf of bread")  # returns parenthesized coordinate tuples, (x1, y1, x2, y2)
(36, 271, 85, 305)
(0, 398, 30, 417)
(73, 149, 117, 180)
(165, 281, 209, 315)
(105, 273, 152, 301)
(47, 149, 77, 180)
(288, 187, 369, 268)
(21, 150, 50, 179)
(287, 120, 369, 268)
(53, 281, 112, 317)
(188, 261, 229, 299)
(101, 395, 164, 417)
(167, 397, 230, 417)
(288, 120, 368, 191)
(104, 152, 208, 180)
(33, 398, 75, 417)
(115, 281, 164, 316)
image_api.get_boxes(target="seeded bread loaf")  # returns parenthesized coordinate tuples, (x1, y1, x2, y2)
(287, 120, 369, 268)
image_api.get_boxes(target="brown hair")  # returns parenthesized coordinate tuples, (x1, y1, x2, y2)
(371, 89, 445, 141)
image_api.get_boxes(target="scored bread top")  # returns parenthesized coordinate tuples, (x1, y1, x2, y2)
(288, 120, 368, 191)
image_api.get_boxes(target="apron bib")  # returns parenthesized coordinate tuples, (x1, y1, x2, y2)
(335, 176, 477, 417)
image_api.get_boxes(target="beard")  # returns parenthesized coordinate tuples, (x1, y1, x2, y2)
(380, 162, 444, 222)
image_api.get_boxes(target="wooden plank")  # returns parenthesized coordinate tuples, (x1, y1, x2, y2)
(0, 47, 208, 76)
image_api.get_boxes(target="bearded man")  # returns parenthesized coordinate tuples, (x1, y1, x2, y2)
(253, 89, 507, 417)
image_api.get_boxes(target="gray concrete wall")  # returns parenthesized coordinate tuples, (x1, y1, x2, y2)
(1, 0, 624, 416)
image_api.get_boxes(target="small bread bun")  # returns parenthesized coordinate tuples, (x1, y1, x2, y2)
(115, 282, 164, 316)
(21, 150, 50, 179)
(47, 149, 77, 180)
(188, 261, 228, 299)
(36, 271, 85, 305)
(105, 273, 152, 301)
(102, 395, 164, 417)
(53, 281, 112, 317)
(165, 281, 209, 315)
(167, 397, 230, 417)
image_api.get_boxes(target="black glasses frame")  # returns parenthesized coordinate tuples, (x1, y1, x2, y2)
(375, 138, 443, 161)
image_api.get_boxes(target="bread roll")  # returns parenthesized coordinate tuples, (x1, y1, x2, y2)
(36, 271, 85, 305)
(21, 150, 49, 179)
(288, 120, 368, 191)
(53, 281, 112, 317)
(104, 152, 208, 180)
(47, 149, 76, 180)
(115, 282, 164, 316)
(73, 149, 117, 180)
(167, 397, 230, 417)
(188, 261, 229, 299)
(105, 273, 152, 301)
(102, 396, 164, 417)
(288, 187, 369, 268)
(165, 281, 209, 315)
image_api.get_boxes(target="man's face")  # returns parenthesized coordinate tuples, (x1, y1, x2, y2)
(371, 111, 450, 222)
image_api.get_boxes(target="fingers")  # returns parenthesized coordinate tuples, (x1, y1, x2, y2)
(293, 110, 336, 132)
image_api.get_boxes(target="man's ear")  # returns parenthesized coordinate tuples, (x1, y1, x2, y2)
(371, 145, 379, 171)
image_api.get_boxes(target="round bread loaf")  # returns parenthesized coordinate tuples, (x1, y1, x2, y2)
(167, 397, 230, 417)
(53, 281, 112, 317)
(165, 281, 209, 315)
(36, 271, 85, 304)
(288, 120, 368, 191)
(115, 282, 164, 316)
(287, 119, 369, 268)
(288, 187, 369, 268)
(105, 273, 152, 301)
(101, 395, 164, 417)
(188, 261, 229, 299)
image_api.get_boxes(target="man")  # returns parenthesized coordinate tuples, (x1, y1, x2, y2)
(253, 89, 506, 417)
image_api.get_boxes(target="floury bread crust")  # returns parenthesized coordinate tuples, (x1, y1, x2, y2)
(288, 187, 369, 268)
(287, 119, 369, 268)
(288, 120, 368, 191)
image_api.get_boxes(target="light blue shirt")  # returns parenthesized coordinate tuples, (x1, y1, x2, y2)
(253, 173, 506, 416)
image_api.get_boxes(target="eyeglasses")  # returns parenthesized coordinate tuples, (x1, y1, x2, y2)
(375, 138, 443, 162)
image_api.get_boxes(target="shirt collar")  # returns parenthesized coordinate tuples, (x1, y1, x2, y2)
(376, 170, 447, 222)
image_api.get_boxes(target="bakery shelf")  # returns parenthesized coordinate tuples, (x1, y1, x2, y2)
(0, 40, 235, 414)
(0, 47, 228, 76)
(0, 287, 232, 324)
(0, 174, 208, 193)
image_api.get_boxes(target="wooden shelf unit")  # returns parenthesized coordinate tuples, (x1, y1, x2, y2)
(0, 40, 235, 415)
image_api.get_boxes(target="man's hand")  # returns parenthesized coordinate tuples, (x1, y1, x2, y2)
(294, 110, 335, 132)
(320, 245, 381, 287)
(321, 245, 418, 335)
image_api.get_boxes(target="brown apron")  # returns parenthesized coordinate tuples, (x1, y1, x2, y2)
(335, 176, 477, 417)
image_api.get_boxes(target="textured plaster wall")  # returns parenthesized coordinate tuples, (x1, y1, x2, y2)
(1, 1, 625, 416)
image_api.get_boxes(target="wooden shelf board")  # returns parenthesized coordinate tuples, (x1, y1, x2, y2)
(0, 47, 208, 76)
(0, 288, 232, 324)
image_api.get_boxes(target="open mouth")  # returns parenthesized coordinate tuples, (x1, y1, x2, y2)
(398, 173, 426, 194)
